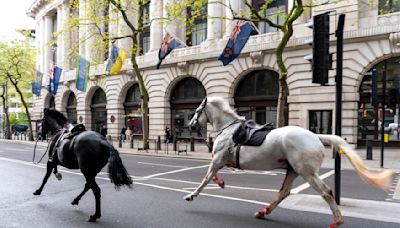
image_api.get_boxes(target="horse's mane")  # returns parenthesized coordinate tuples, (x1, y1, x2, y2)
(207, 96, 245, 121)
(44, 108, 68, 126)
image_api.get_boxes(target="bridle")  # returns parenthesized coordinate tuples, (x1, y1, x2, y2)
(191, 98, 209, 129)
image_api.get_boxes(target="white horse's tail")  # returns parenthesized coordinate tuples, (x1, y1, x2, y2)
(318, 134, 394, 191)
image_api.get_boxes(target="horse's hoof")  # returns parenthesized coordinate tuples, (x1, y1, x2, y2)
(184, 195, 194, 201)
(88, 215, 100, 222)
(55, 173, 62, 181)
(33, 190, 41, 195)
(329, 217, 344, 228)
(71, 199, 79, 205)
(220, 180, 225, 189)
(254, 210, 265, 219)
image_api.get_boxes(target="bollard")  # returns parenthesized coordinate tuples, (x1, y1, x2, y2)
(208, 137, 213, 153)
(366, 140, 373, 160)
(24, 134, 26, 141)
(130, 136, 134, 149)
(173, 136, 177, 151)
(190, 136, 195, 152)
(157, 136, 161, 150)
(118, 137, 122, 148)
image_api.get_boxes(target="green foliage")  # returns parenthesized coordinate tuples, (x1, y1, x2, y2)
(9, 112, 28, 125)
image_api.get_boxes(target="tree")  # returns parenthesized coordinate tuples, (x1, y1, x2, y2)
(0, 40, 36, 141)
(60, 0, 151, 148)
(167, 0, 307, 127)
(0, 82, 11, 139)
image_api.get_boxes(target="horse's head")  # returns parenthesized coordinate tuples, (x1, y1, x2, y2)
(42, 108, 68, 136)
(188, 98, 208, 131)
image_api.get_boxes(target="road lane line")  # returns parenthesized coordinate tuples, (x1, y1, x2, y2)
(143, 164, 209, 179)
(137, 162, 187, 168)
(291, 170, 335, 194)
(393, 178, 400, 200)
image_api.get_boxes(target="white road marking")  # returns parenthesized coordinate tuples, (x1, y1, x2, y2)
(393, 178, 400, 200)
(143, 165, 209, 179)
(3, 148, 30, 152)
(291, 170, 335, 194)
(0, 157, 269, 207)
(219, 169, 284, 175)
(138, 161, 187, 168)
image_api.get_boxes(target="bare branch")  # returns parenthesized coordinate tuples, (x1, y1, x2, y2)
(241, 0, 283, 30)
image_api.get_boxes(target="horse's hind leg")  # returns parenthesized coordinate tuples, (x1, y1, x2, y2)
(33, 161, 55, 195)
(71, 184, 90, 205)
(86, 175, 101, 222)
(304, 174, 343, 227)
(255, 168, 298, 218)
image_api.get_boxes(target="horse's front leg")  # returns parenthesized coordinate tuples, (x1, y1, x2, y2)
(33, 161, 55, 195)
(184, 154, 226, 201)
(52, 165, 62, 180)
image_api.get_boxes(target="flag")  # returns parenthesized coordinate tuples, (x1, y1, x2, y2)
(48, 65, 62, 95)
(105, 44, 126, 75)
(31, 70, 43, 96)
(156, 33, 182, 69)
(76, 56, 90, 92)
(218, 20, 257, 66)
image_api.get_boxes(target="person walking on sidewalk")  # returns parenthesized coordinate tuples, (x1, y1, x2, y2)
(125, 127, 132, 141)
(120, 126, 127, 142)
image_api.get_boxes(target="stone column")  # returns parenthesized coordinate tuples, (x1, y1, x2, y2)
(150, 0, 163, 52)
(224, 0, 242, 37)
(207, 0, 223, 40)
(44, 15, 54, 85)
(79, 0, 86, 58)
(56, 6, 63, 68)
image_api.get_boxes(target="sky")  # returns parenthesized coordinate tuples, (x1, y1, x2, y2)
(0, 0, 35, 40)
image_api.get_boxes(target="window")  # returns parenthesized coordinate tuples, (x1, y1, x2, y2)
(140, 1, 151, 54)
(379, 0, 400, 15)
(309, 110, 332, 134)
(186, 2, 207, 46)
(252, 0, 287, 33)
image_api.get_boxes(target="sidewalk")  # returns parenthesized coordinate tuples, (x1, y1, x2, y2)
(3, 138, 400, 224)
(4, 138, 400, 170)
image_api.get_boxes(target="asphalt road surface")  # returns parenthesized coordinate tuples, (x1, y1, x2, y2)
(0, 140, 398, 228)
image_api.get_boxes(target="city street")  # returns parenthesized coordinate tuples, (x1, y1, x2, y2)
(0, 140, 399, 227)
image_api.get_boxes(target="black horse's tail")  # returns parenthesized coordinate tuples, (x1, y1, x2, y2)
(107, 145, 133, 189)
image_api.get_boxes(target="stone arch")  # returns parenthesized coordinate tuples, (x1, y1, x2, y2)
(233, 68, 285, 126)
(168, 76, 207, 139)
(44, 93, 55, 109)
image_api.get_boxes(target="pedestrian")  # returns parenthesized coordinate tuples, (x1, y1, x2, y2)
(100, 124, 107, 138)
(125, 127, 132, 141)
(120, 126, 127, 142)
(165, 126, 170, 143)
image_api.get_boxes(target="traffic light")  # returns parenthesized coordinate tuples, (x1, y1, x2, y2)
(388, 88, 398, 108)
(305, 12, 331, 85)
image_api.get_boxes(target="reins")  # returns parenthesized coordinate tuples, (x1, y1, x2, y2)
(32, 136, 51, 164)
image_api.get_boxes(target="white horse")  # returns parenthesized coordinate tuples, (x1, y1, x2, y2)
(184, 97, 393, 228)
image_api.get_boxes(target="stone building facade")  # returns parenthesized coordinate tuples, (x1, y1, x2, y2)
(28, 0, 400, 146)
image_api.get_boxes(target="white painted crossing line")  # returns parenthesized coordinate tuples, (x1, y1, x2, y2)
(143, 164, 209, 179)
(138, 161, 187, 168)
(291, 170, 335, 194)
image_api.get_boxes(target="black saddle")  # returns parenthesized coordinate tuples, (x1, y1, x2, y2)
(232, 120, 274, 146)
(49, 125, 86, 169)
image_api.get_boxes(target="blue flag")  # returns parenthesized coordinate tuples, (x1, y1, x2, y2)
(49, 66, 62, 95)
(218, 20, 257, 66)
(76, 56, 90, 92)
(156, 33, 182, 69)
(31, 70, 43, 96)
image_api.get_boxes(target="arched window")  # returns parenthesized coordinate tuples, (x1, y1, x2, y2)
(124, 84, 142, 136)
(358, 57, 400, 145)
(170, 77, 206, 139)
(91, 88, 107, 133)
(235, 70, 286, 126)
(66, 92, 77, 124)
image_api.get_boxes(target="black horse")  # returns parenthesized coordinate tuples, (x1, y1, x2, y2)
(33, 108, 132, 222)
